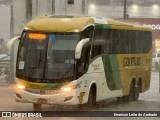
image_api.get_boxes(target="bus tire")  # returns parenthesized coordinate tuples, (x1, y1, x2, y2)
(86, 85, 96, 110)
(123, 81, 135, 102)
(134, 81, 141, 101)
(33, 103, 41, 111)
(123, 81, 140, 102)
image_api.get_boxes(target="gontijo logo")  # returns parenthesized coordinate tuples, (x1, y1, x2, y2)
(123, 57, 141, 67)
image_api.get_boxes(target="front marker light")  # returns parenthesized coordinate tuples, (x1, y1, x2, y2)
(17, 84, 25, 89)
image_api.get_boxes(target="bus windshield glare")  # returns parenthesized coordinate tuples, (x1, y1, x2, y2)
(16, 32, 79, 83)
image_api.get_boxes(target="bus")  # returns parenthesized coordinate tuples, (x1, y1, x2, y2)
(10, 16, 152, 111)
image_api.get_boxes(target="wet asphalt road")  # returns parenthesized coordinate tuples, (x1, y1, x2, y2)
(0, 71, 160, 120)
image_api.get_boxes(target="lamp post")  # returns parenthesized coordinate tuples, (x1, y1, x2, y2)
(124, 0, 127, 19)
(25, 0, 32, 22)
(10, 2, 14, 83)
(52, 0, 55, 14)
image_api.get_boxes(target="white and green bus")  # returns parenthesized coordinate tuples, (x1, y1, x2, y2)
(10, 16, 152, 110)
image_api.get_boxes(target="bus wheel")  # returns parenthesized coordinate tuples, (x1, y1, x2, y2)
(33, 103, 42, 111)
(134, 82, 141, 101)
(86, 86, 96, 110)
(130, 82, 136, 101)
(123, 81, 140, 102)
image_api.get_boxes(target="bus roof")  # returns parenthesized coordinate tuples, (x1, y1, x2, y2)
(25, 15, 151, 32)
(25, 16, 94, 32)
(107, 19, 151, 31)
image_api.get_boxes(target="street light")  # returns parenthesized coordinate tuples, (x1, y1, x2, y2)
(152, 4, 159, 9)
(89, 4, 96, 9)
(132, 4, 138, 9)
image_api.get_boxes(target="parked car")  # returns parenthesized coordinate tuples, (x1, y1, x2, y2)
(152, 52, 160, 71)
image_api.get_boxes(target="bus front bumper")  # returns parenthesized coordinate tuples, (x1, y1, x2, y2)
(14, 87, 80, 105)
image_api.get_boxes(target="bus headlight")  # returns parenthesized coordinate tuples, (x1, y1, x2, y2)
(61, 81, 82, 92)
(17, 84, 25, 89)
(61, 86, 73, 92)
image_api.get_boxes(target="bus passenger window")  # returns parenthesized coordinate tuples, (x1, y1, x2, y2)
(80, 26, 94, 40)
(91, 44, 103, 59)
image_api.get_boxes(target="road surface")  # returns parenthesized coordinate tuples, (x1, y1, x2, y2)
(0, 71, 160, 120)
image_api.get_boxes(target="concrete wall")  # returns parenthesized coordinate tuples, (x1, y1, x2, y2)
(12, 0, 26, 36)
(65, 0, 83, 15)
(55, 0, 66, 15)
(0, 5, 10, 41)
(128, 6, 160, 18)
(11, 0, 160, 37)
(32, 0, 52, 18)
(32, 0, 84, 17)
(88, 5, 160, 18)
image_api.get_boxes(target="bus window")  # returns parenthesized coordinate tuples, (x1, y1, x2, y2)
(91, 42, 104, 59)
(80, 26, 94, 40)
(91, 24, 105, 58)
(77, 43, 91, 77)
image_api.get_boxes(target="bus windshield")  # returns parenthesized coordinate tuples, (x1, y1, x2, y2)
(16, 32, 79, 83)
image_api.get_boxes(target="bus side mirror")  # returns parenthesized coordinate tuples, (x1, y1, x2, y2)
(75, 38, 89, 59)
(7, 36, 21, 55)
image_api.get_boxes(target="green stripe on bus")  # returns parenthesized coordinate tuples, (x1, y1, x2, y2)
(44, 83, 59, 89)
(43, 82, 69, 90)
(95, 24, 111, 29)
(102, 55, 122, 90)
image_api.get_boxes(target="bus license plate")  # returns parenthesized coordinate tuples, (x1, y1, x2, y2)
(37, 98, 48, 104)
(41, 90, 61, 95)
